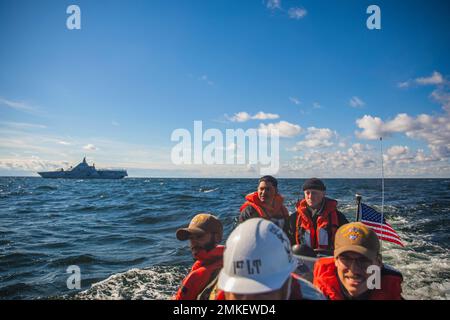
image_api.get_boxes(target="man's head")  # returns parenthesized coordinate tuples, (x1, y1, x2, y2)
(257, 175, 278, 205)
(302, 178, 326, 209)
(334, 222, 382, 298)
(176, 214, 223, 260)
(218, 218, 297, 300)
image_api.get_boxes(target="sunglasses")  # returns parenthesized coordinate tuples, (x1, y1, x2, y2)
(337, 254, 373, 270)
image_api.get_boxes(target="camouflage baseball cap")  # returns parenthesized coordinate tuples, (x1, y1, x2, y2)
(334, 222, 380, 261)
(176, 213, 223, 241)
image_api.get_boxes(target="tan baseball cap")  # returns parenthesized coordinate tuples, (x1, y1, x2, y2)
(176, 213, 223, 241)
(334, 222, 380, 261)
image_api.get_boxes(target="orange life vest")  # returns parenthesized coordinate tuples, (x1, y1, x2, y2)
(174, 245, 224, 300)
(313, 257, 403, 300)
(240, 192, 289, 229)
(294, 198, 340, 250)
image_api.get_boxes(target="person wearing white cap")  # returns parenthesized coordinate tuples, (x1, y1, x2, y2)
(216, 218, 325, 300)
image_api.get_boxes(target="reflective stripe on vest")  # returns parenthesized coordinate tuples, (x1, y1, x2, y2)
(302, 230, 312, 247)
(318, 227, 329, 247)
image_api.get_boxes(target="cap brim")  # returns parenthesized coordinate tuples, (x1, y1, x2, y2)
(175, 227, 206, 241)
(217, 261, 297, 294)
(334, 245, 377, 261)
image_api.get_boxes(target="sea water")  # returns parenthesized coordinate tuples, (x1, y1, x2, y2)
(0, 177, 448, 299)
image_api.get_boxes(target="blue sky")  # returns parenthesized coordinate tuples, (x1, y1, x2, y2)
(1, 0, 449, 177)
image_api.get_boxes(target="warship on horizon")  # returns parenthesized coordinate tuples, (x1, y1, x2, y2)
(37, 157, 128, 179)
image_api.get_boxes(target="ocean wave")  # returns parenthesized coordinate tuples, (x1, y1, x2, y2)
(383, 235, 450, 300)
(71, 265, 186, 300)
(48, 254, 147, 268)
(0, 282, 36, 299)
(1, 177, 449, 300)
(34, 186, 58, 191)
(199, 187, 219, 193)
(48, 254, 100, 267)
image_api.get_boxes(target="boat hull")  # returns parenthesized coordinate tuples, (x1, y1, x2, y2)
(37, 170, 127, 179)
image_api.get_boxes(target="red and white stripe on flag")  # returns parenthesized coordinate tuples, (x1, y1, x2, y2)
(361, 220, 404, 247)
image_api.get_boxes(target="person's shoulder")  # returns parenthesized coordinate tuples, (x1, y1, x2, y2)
(382, 264, 403, 279)
(332, 203, 349, 224)
(293, 275, 327, 300)
(337, 211, 349, 225)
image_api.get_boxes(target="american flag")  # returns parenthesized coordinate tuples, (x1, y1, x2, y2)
(360, 203, 404, 247)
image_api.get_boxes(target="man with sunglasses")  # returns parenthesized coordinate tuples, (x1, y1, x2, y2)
(289, 178, 348, 251)
(313, 222, 403, 300)
(173, 213, 224, 300)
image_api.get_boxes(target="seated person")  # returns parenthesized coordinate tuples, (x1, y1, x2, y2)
(239, 175, 290, 238)
(313, 222, 403, 300)
(214, 218, 325, 300)
(290, 178, 348, 251)
(173, 213, 224, 300)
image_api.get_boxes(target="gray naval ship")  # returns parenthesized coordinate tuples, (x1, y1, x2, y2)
(37, 157, 128, 179)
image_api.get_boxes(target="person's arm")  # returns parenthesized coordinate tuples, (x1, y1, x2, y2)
(336, 210, 349, 226)
(286, 212, 296, 245)
(173, 269, 208, 300)
(239, 205, 259, 223)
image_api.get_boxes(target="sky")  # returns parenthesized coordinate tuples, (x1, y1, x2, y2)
(0, 0, 449, 178)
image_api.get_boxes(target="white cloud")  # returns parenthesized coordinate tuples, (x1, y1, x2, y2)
(356, 112, 450, 159)
(252, 111, 280, 120)
(350, 143, 372, 153)
(289, 97, 301, 105)
(0, 158, 70, 173)
(0, 97, 36, 113)
(112, 121, 120, 126)
(313, 102, 322, 109)
(83, 144, 98, 151)
(282, 136, 450, 178)
(290, 127, 336, 151)
(294, 139, 333, 149)
(285, 147, 378, 177)
(355, 115, 384, 139)
(259, 121, 302, 138)
(397, 81, 410, 88)
(349, 96, 365, 108)
(431, 87, 450, 113)
(306, 127, 335, 140)
(0, 121, 47, 129)
(384, 113, 417, 132)
(398, 71, 445, 89)
(227, 111, 279, 122)
(355, 113, 422, 140)
(265, 0, 281, 10)
(288, 7, 307, 19)
(387, 145, 409, 157)
(228, 111, 251, 122)
(356, 84, 450, 159)
(415, 71, 444, 86)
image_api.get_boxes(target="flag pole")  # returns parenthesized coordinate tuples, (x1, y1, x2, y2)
(380, 136, 384, 252)
(355, 194, 362, 222)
